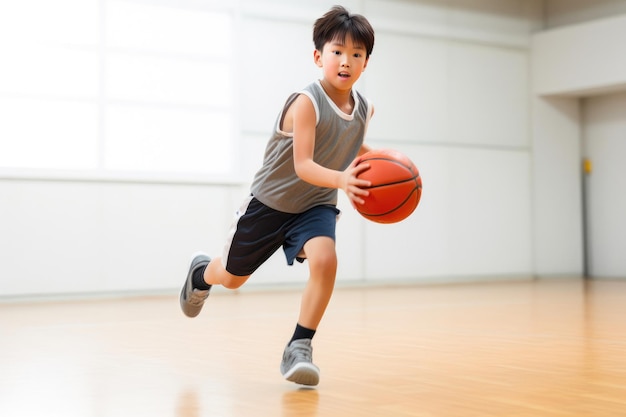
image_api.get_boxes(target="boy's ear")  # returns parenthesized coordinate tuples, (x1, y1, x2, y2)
(313, 49, 323, 67)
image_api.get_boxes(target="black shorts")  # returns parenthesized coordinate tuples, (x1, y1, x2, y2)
(222, 196, 340, 276)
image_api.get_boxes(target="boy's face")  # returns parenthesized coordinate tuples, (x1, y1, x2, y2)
(314, 34, 369, 91)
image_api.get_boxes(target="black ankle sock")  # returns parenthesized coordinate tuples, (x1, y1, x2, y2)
(289, 324, 316, 345)
(192, 265, 211, 290)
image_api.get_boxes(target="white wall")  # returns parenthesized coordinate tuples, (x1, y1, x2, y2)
(240, 0, 539, 287)
(1, 0, 544, 298)
(530, 11, 626, 279)
(582, 92, 626, 278)
(532, 13, 626, 96)
(0, 180, 246, 296)
(530, 97, 583, 276)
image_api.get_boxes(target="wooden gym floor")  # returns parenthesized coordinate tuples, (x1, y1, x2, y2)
(1, 278, 625, 417)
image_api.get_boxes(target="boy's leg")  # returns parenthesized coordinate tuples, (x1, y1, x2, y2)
(298, 236, 337, 330)
(281, 236, 337, 386)
(204, 256, 251, 289)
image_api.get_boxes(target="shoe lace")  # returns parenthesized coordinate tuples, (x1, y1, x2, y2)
(289, 342, 312, 363)
(188, 289, 209, 306)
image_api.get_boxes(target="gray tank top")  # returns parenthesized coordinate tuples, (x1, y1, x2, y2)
(250, 80, 372, 213)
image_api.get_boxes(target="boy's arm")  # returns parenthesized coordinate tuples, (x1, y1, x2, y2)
(357, 104, 375, 156)
(291, 94, 371, 205)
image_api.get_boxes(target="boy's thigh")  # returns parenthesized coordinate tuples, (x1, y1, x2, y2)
(284, 205, 340, 265)
(224, 197, 291, 276)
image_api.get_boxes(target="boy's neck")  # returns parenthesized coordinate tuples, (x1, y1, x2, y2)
(319, 79, 354, 114)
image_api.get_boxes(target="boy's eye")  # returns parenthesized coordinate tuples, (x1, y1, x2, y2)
(333, 50, 341, 55)
(353, 53, 362, 58)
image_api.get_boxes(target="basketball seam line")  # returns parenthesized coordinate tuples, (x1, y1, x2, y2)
(364, 175, 421, 189)
(359, 187, 421, 217)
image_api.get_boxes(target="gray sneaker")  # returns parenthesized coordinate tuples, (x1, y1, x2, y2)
(280, 339, 320, 386)
(179, 252, 211, 318)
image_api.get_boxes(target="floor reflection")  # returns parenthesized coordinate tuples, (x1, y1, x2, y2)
(176, 389, 200, 417)
(282, 387, 319, 417)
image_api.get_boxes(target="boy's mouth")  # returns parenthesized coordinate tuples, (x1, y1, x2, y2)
(338, 72, 350, 78)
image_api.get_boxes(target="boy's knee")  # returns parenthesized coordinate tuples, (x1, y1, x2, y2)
(220, 273, 249, 289)
(222, 281, 242, 290)
(309, 251, 337, 273)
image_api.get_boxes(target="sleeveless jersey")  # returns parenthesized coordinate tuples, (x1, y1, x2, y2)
(250, 80, 372, 214)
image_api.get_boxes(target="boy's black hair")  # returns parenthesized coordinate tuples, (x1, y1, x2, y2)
(313, 5, 375, 58)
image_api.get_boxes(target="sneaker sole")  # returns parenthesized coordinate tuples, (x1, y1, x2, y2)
(283, 362, 320, 386)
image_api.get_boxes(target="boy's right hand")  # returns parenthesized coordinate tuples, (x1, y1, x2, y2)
(340, 157, 371, 208)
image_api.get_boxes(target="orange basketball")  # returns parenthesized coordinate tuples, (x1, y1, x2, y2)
(356, 149, 422, 224)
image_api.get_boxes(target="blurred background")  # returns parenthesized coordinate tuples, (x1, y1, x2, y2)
(1, 0, 626, 300)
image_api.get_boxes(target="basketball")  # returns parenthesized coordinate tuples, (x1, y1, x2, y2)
(355, 149, 422, 224)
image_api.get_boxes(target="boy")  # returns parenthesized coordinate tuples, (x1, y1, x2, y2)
(180, 5, 376, 386)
